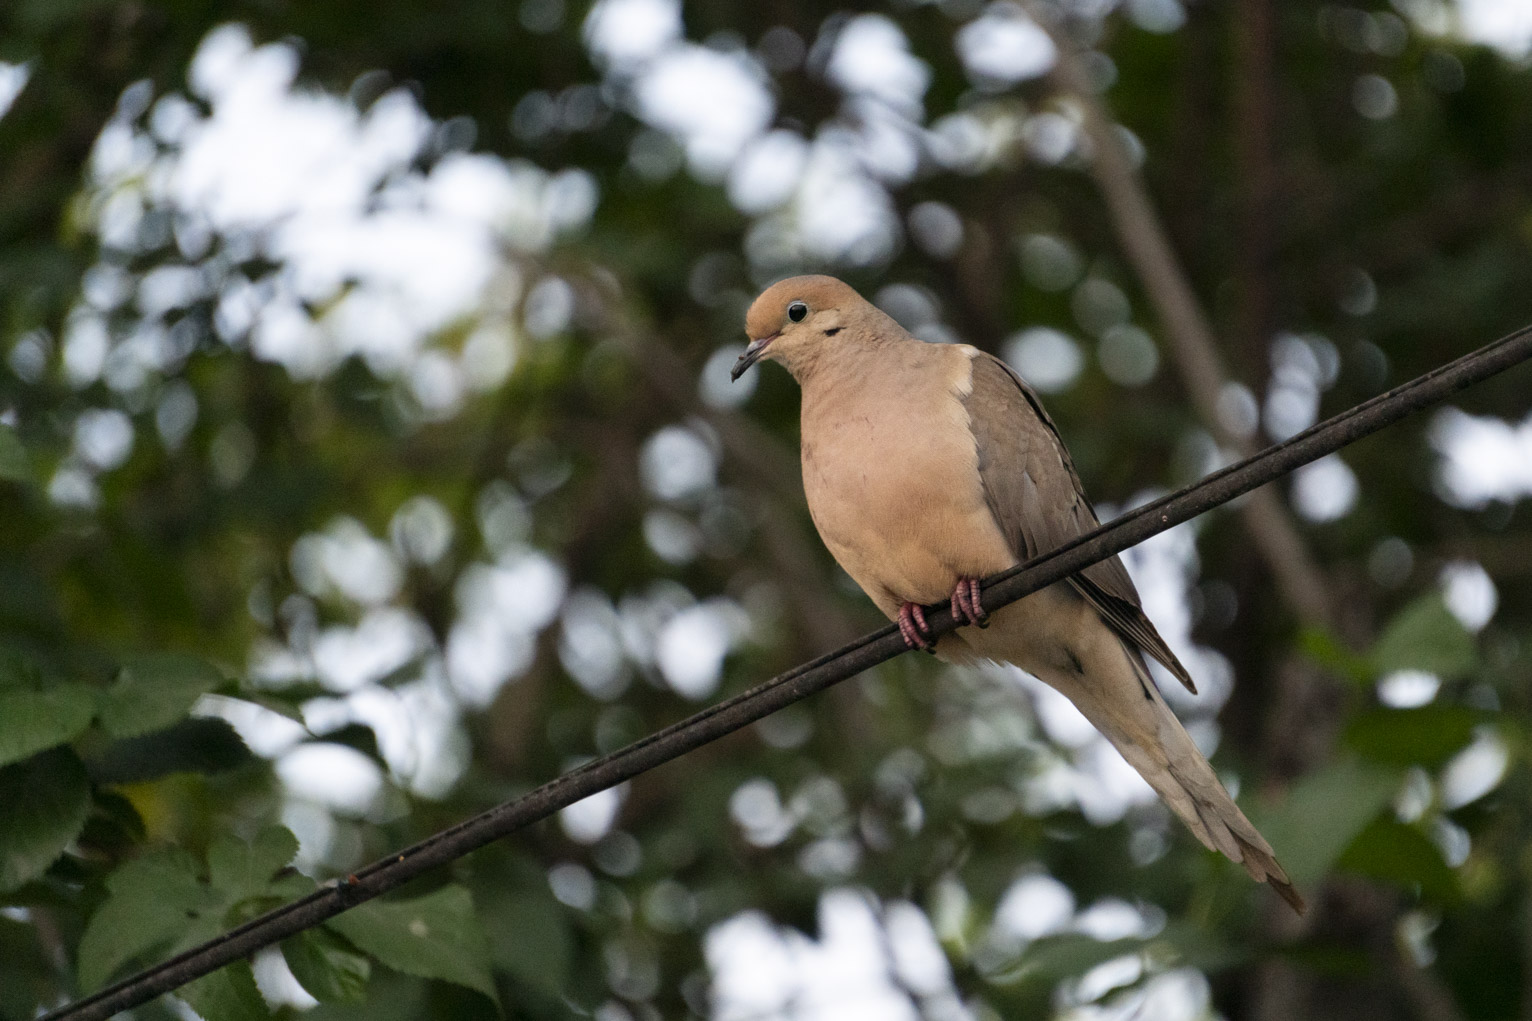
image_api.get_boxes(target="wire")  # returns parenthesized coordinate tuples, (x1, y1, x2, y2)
(44, 320, 1532, 1021)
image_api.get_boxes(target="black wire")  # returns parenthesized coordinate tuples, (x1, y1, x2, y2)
(44, 320, 1532, 1021)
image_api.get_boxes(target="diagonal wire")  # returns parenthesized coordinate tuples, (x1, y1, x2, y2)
(43, 321, 1532, 1021)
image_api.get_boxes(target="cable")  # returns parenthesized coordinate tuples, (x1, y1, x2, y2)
(44, 320, 1532, 1021)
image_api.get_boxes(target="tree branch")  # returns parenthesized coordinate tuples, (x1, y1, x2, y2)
(1028, 3, 1334, 628)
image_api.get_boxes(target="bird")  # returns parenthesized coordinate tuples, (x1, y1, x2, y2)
(731, 275, 1303, 914)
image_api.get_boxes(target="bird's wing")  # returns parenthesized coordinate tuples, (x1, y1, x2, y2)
(963, 350, 1198, 695)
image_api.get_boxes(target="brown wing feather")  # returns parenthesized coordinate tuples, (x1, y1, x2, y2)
(964, 351, 1198, 695)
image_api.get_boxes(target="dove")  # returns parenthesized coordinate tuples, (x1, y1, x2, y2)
(732, 275, 1302, 913)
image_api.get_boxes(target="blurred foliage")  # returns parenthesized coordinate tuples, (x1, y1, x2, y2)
(2, 0, 1532, 1018)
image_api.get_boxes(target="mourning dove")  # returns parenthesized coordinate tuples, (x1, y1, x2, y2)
(733, 275, 1302, 913)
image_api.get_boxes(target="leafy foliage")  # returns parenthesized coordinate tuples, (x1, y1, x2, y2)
(1369, 594, 1479, 680)
(0, 684, 95, 768)
(75, 824, 489, 1016)
(1, 0, 1531, 1018)
(283, 929, 373, 1005)
(1253, 757, 1403, 889)
(77, 847, 227, 992)
(97, 654, 229, 739)
(0, 426, 29, 483)
(327, 887, 499, 1006)
(1344, 705, 1483, 769)
(178, 962, 271, 1021)
(0, 748, 90, 891)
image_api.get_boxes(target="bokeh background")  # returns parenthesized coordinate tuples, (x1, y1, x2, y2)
(3, 0, 1532, 1018)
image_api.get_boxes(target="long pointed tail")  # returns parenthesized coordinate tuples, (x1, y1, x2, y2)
(1116, 656, 1305, 914)
(1157, 746, 1305, 913)
(942, 588, 1304, 913)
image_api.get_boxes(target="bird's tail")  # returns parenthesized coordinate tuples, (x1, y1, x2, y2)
(938, 590, 1303, 912)
(1112, 655, 1305, 914)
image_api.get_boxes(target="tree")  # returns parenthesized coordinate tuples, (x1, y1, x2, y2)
(2, 0, 1531, 1018)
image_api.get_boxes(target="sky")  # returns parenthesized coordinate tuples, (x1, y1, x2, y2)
(1454, 0, 1532, 55)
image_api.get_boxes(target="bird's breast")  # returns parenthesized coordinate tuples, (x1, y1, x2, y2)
(798, 346, 1017, 613)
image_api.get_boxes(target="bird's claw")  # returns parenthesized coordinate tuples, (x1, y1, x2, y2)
(897, 602, 935, 653)
(951, 577, 989, 628)
(899, 579, 986, 652)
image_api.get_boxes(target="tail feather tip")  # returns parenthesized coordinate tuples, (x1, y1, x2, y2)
(1269, 876, 1306, 915)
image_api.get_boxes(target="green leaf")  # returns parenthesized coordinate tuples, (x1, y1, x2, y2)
(97, 653, 227, 739)
(483, 889, 572, 996)
(0, 648, 34, 688)
(231, 691, 308, 723)
(1337, 818, 1457, 900)
(0, 913, 53, 1021)
(323, 722, 383, 763)
(283, 928, 371, 1004)
(79, 828, 306, 993)
(208, 826, 299, 904)
(0, 747, 91, 892)
(0, 426, 30, 484)
(1012, 933, 1143, 982)
(0, 685, 96, 767)
(1252, 757, 1402, 888)
(267, 869, 318, 900)
(999, 922, 1245, 986)
(178, 960, 271, 1021)
(77, 849, 221, 991)
(328, 886, 499, 1006)
(1344, 706, 1482, 769)
(1370, 594, 1478, 680)
(1298, 626, 1372, 684)
(92, 788, 147, 841)
(87, 717, 254, 783)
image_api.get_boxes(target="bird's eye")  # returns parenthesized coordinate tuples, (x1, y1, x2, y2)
(787, 301, 808, 323)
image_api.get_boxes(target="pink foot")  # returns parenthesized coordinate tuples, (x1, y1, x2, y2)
(950, 577, 988, 628)
(897, 602, 934, 652)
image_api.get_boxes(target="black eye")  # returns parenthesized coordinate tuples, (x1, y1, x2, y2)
(787, 301, 808, 323)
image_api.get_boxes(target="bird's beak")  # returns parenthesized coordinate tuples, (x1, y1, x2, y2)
(731, 334, 777, 381)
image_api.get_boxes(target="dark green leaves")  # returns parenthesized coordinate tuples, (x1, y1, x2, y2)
(1309, 594, 1487, 771)
(1254, 757, 1402, 888)
(0, 684, 96, 768)
(283, 929, 372, 1004)
(0, 748, 91, 891)
(3, 651, 250, 784)
(208, 826, 301, 904)
(1007, 933, 1147, 984)
(97, 654, 228, 739)
(1304, 593, 1481, 687)
(77, 827, 305, 993)
(1298, 627, 1373, 684)
(1370, 594, 1478, 680)
(0, 426, 30, 484)
(483, 888, 573, 997)
(74, 829, 499, 1013)
(178, 961, 270, 1021)
(328, 887, 499, 1006)
(1345, 706, 1483, 768)
(77, 848, 223, 991)
(87, 717, 255, 783)
(1338, 819, 1457, 900)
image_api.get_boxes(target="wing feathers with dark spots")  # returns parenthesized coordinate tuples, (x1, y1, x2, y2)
(963, 351, 1198, 694)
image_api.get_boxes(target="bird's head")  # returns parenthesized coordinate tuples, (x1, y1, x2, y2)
(732, 275, 865, 381)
